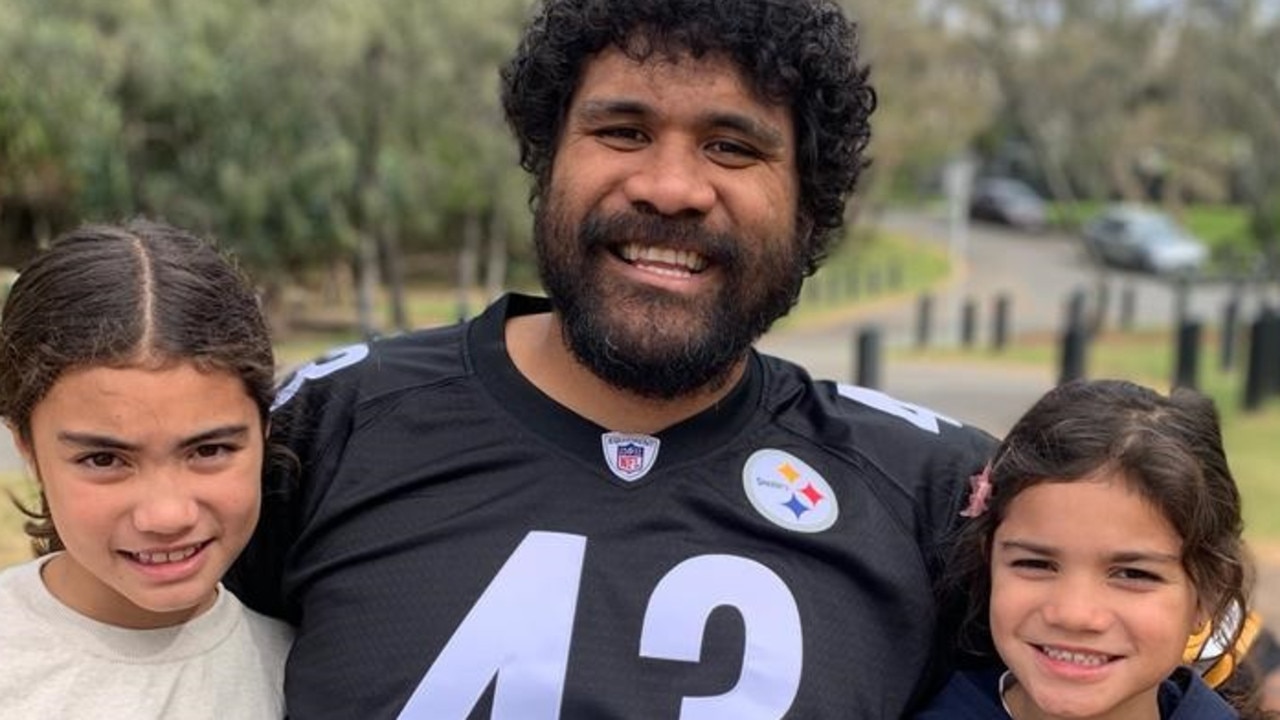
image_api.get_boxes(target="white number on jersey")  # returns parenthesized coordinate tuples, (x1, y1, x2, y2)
(397, 532, 801, 719)
(273, 343, 370, 410)
(836, 384, 961, 435)
(641, 555, 802, 718)
(398, 532, 585, 719)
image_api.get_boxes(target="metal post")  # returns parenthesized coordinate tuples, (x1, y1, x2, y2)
(992, 294, 1012, 352)
(1220, 295, 1240, 373)
(1244, 313, 1269, 412)
(1173, 320, 1201, 390)
(916, 293, 934, 349)
(1065, 289, 1087, 333)
(961, 298, 977, 348)
(1059, 322, 1088, 385)
(1119, 284, 1136, 332)
(854, 326, 882, 389)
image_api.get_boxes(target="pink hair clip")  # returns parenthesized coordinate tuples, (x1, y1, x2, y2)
(959, 463, 993, 518)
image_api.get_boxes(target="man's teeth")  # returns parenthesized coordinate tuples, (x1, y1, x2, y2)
(132, 545, 201, 565)
(619, 244, 708, 273)
(1040, 646, 1111, 666)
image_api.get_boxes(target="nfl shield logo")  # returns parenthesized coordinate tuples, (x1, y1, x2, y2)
(616, 443, 644, 473)
(601, 432, 661, 482)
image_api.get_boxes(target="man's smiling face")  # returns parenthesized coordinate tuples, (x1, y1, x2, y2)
(534, 46, 806, 398)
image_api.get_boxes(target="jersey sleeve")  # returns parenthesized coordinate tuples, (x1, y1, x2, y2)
(224, 343, 371, 623)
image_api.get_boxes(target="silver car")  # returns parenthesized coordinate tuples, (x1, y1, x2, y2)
(1082, 205, 1208, 275)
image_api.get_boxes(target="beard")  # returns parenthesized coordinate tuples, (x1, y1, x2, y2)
(533, 198, 807, 400)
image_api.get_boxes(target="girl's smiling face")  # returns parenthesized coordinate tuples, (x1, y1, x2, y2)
(18, 361, 263, 629)
(991, 474, 1204, 720)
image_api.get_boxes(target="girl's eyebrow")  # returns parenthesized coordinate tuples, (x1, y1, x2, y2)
(57, 432, 137, 452)
(998, 539, 1055, 556)
(1109, 550, 1181, 565)
(56, 425, 250, 452)
(999, 539, 1180, 564)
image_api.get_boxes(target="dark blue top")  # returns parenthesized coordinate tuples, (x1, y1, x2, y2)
(913, 666, 1238, 719)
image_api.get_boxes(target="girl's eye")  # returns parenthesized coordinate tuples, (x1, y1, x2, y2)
(192, 443, 235, 460)
(78, 452, 122, 469)
(1009, 558, 1055, 572)
(1113, 567, 1163, 583)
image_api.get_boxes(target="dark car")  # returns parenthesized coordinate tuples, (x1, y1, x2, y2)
(968, 177, 1049, 232)
(1081, 205, 1208, 276)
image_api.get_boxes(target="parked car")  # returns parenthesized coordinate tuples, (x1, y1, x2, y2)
(968, 177, 1049, 232)
(1081, 205, 1208, 275)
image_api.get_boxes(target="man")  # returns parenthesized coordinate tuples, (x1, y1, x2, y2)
(227, 0, 997, 717)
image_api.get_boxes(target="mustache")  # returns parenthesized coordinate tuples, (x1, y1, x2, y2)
(579, 211, 741, 267)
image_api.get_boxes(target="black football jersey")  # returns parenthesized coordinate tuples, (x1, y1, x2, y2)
(227, 293, 996, 719)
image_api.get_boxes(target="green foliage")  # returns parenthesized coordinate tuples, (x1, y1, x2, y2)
(0, 0, 534, 287)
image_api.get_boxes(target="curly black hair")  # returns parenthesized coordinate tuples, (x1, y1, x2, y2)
(500, 0, 876, 274)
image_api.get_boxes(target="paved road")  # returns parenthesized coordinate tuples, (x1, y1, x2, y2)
(762, 209, 1266, 433)
(759, 209, 1280, 630)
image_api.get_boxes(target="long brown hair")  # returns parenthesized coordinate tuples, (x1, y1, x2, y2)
(942, 379, 1261, 714)
(0, 219, 275, 555)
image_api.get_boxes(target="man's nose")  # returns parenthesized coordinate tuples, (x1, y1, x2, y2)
(622, 140, 717, 218)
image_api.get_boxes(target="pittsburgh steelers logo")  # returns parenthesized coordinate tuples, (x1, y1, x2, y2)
(741, 449, 838, 533)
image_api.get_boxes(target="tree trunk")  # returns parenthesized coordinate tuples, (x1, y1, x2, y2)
(353, 235, 378, 339)
(379, 220, 410, 332)
(484, 209, 508, 301)
(456, 212, 482, 321)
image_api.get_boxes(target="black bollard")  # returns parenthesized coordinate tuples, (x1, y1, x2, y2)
(1119, 284, 1136, 332)
(1058, 322, 1088, 385)
(1173, 275, 1192, 328)
(1243, 313, 1271, 412)
(992, 294, 1012, 352)
(1065, 289, 1087, 333)
(961, 298, 978, 349)
(1173, 320, 1201, 390)
(1267, 309, 1280, 398)
(916, 293, 934, 349)
(854, 326, 882, 389)
(1221, 296, 1240, 373)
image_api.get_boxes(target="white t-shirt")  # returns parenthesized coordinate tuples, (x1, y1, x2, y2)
(0, 555, 292, 719)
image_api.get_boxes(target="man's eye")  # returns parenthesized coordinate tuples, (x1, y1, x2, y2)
(708, 140, 758, 157)
(706, 140, 763, 167)
(595, 127, 647, 144)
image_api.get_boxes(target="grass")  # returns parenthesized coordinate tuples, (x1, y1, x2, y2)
(777, 229, 951, 329)
(898, 328, 1280, 542)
